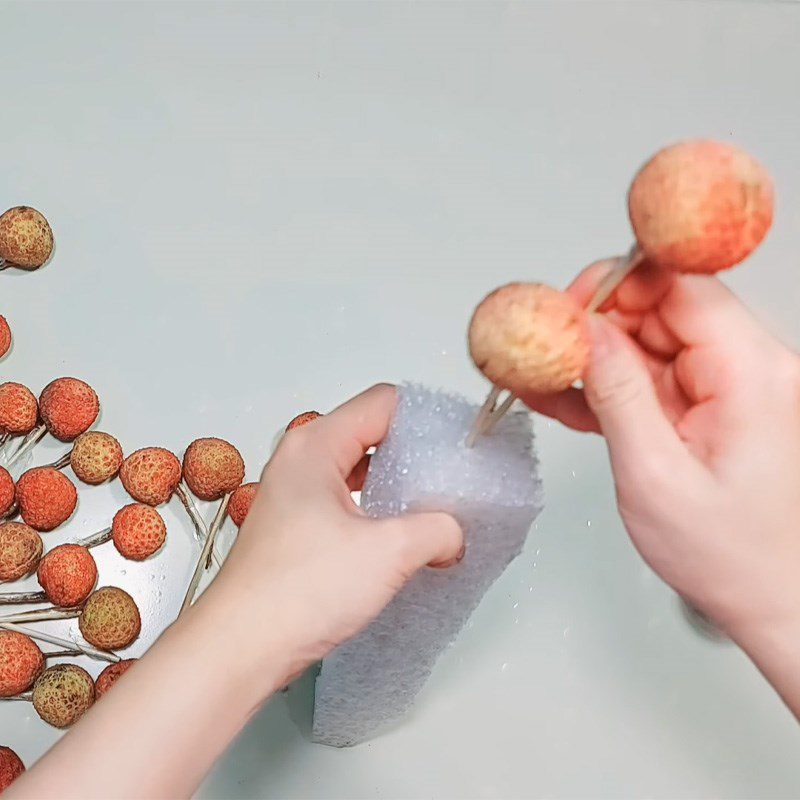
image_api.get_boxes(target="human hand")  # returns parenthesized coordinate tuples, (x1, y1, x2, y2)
(521, 261, 800, 686)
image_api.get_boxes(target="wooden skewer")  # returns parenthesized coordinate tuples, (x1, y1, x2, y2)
(465, 386, 501, 448)
(7, 424, 47, 468)
(0, 621, 120, 663)
(174, 481, 223, 571)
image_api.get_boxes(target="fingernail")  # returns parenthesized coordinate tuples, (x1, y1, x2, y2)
(456, 544, 466, 561)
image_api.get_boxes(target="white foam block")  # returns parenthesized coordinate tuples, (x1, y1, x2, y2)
(312, 384, 543, 747)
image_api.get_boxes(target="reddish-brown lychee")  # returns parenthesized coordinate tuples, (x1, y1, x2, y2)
(16, 467, 77, 532)
(95, 659, 137, 698)
(0, 317, 10, 360)
(228, 482, 258, 527)
(112, 504, 166, 561)
(0, 522, 42, 581)
(0, 382, 38, 436)
(69, 431, 123, 485)
(120, 447, 181, 506)
(469, 283, 590, 395)
(286, 411, 322, 431)
(37, 544, 97, 607)
(0, 206, 53, 270)
(0, 470, 14, 519)
(182, 438, 244, 501)
(79, 587, 141, 650)
(39, 378, 99, 442)
(32, 664, 94, 728)
(628, 140, 774, 274)
(0, 630, 44, 697)
(0, 746, 24, 792)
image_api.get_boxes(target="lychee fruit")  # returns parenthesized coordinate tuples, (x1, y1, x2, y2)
(0, 470, 14, 520)
(0, 317, 10, 360)
(68, 431, 123, 485)
(0, 746, 24, 792)
(39, 378, 100, 442)
(95, 658, 137, 698)
(183, 438, 244, 501)
(16, 467, 77, 532)
(0, 206, 54, 270)
(228, 482, 258, 527)
(120, 447, 181, 506)
(469, 282, 591, 395)
(628, 140, 774, 274)
(0, 522, 42, 581)
(0, 630, 44, 697)
(37, 544, 98, 607)
(32, 664, 94, 728)
(79, 587, 141, 650)
(111, 504, 166, 561)
(0, 382, 38, 437)
(286, 411, 322, 431)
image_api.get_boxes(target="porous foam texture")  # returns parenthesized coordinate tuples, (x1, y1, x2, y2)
(312, 384, 542, 747)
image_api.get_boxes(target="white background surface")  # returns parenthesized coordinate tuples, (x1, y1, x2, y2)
(2, 1, 800, 797)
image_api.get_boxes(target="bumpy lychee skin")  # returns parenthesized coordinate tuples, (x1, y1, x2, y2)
(112, 504, 166, 561)
(286, 411, 321, 431)
(228, 482, 258, 527)
(37, 544, 97, 607)
(0, 522, 42, 581)
(0, 206, 53, 269)
(39, 378, 100, 442)
(95, 659, 137, 698)
(469, 283, 591, 395)
(0, 469, 14, 519)
(0, 317, 10, 360)
(0, 631, 44, 697)
(628, 140, 774, 274)
(32, 664, 94, 729)
(183, 438, 244, 501)
(70, 431, 123, 485)
(0, 382, 38, 436)
(79, 587, 141, 650)
(120, 447, 181, 506)
(0, 746, 24, 792)
(16, 467, 78, 532)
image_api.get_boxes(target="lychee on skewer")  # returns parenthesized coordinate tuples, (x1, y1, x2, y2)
(286, 411, 322, 431)
(0, 586, 141, 651)
(0, 621, 119, 664)
(0, 206, 54, 272)
(0, 522, 42, 582)
(45, 431, 123, 486)
(32, 664, 95, 728)
(228, 482, 258, 528)
(76, 503, 167, 561)
(0, 543, 97, 607)
(14, 467, 78, 532)
(0, 746, 24, 792)
(0, 317, 10, 361)
(0, 382, 38, 454)
(8, 378, 100, 468)
(0, 629, 44, 696)
(0, 471, 15, 522)
(95, 658, 137, 698)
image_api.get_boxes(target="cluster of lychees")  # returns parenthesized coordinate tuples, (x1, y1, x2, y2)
(0, 206, 323, 788)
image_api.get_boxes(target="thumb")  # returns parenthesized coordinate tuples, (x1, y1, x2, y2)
(584, 314, 684, 476)
(385, 511, 464, 573)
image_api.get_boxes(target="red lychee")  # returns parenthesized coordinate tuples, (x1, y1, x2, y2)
(183, 438, 244, 501)
(70, 431, 123, 485)
(95, 658, 137, 698)
(0, 382, 38, 436)
(0, 746, 24, 793)
(0, 317, 10, 360)
(286, 411, 322, 431)
(16, 467, 77, 532)
(79, 587, 141, 650)
(0, 469, 13, 519)
(0, 630, 44, 697)
(0, 206, 54, 270)
(120, 447, 181, 506)
(628, 140, 774, 274)
(39, 377, 99, 442)
(0, 522, 42, 581)
(32, 664, 94, 728)
(112, 504, 166, 561)
(37, 544, 97, 607)
(228, 482, 258, 527)
(469, 283, 590, 395)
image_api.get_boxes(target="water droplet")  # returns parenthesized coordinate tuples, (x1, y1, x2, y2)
(501, 662, 509, 672)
